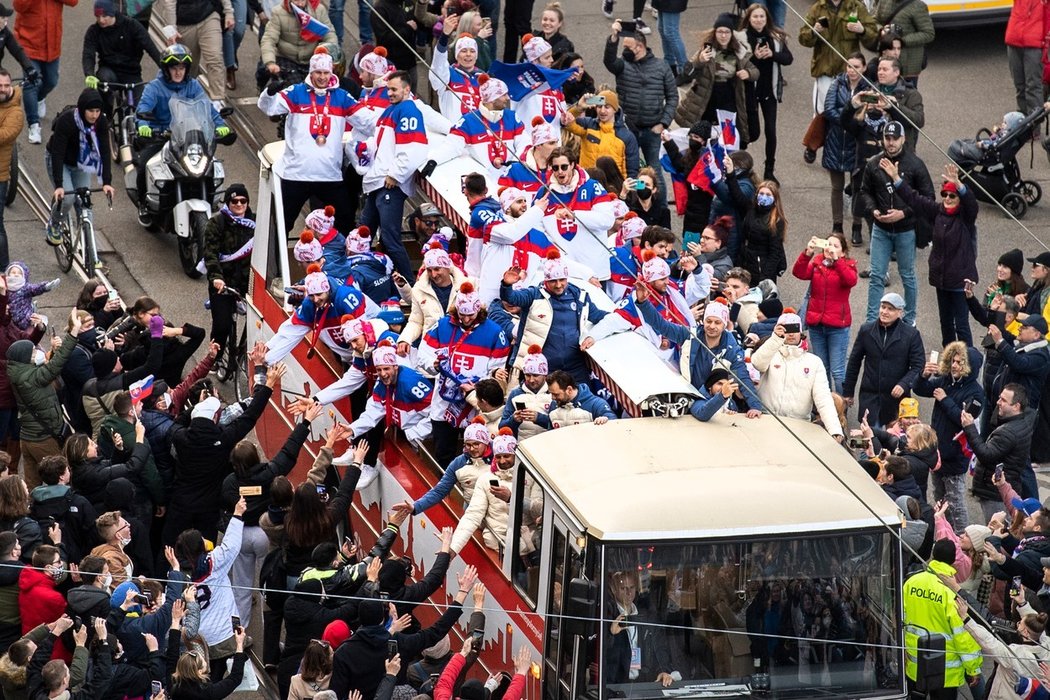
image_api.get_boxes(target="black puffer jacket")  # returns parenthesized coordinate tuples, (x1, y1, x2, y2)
(914, 347, 985, 476)
(896, 180, 978, 290)
(602, 39, 678, 129)
(857, 147, 934, 233)
(70, 441, 149, 513)
(966, 409, 1034, 502)
(728, 177, 786, 283)
(900, 445, 938, 502)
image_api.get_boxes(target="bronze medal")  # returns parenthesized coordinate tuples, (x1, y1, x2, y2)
(316, 135, 327, 146)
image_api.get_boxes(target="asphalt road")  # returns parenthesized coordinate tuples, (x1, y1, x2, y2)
(10, 1, 1038, 697)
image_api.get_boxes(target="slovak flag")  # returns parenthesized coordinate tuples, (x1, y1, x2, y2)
(488, 61, 577, 102)
(686, 145, 723, 195)
(716, 110, 740, 152)
(955, 429, 977, 475)
(129, 374, 154, 404)
(514, 228, 558, 261)
(290, 4, 329, 43)
(614, 294, 643, 328)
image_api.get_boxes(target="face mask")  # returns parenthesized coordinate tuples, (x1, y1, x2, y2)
(119, 536, 131, 547)
(32, 351, 45, 366)
(622, 49, 636, 62)
(102, 573, 113, 589)
(161, 391, 173, 410)
(48, 565, 66, 582)
(638, 187, 652, 200)
(689, 140, 704, 152)
(756, 193, 775, 208)
(485, 108, 504, 122)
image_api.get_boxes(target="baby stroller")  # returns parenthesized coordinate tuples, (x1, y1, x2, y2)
(955, 105, 1048, 219)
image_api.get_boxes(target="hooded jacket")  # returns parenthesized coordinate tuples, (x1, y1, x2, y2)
(17, 567, 66, 638)
(28, 483, 97, 563)
(0, 85, 22, 183)
(135, 71, 224, 132)
(914, 347, 984, 476)
(7, 333, 76, 442)
(565, 109, 640, 178)
(603, 40, 678, 130)
(46, 90, 112, 187)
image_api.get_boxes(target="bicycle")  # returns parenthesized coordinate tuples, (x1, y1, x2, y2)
(206, 285, 249, 401)
(98, 81, 144, 167)
(50, 187, 112, 274)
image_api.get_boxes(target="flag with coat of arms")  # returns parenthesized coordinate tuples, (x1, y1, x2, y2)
(290, 4, 329, 42)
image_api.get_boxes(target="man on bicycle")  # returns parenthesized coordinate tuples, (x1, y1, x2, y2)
(82, 0, 163, 118)
(132, 44, 229, 217)
(45, 88, 114, 229)
(203, 183, 253, 356)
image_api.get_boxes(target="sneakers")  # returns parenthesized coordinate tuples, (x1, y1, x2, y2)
(27, 123, 40, 144)
(355, 464, 380, 490)
(602, 0, 614, 18)
(45, 218, 62, 246)
(634, 17, 652, 34)
(37, 99, 45, 119)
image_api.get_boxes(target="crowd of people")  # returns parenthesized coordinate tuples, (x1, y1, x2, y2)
(0, 0, 1048, 697)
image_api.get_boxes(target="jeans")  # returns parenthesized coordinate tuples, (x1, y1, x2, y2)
(808, 325, 849, 394)
(230, 524, 270, 622)
(477, 0, 500, 58)
(866, 224, 917, 325)
(357, 0, 372, 43)
(22, 58, 60, 126)
(635, 127, 667, 207)
(657, 11, 686, 73)
(1021, 463, 1039, 499)
(45, 152, 93, 221)
(327, 0, 344, 44)
(0, 180, 8, 267)
(361, 186, 414, 281)
(931, 472, 968, 534)
(756, 0, 786, 28)
(221, 0, 248, 69)
(935, 288, 972, 348)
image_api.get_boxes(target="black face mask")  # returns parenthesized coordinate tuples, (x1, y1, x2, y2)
(622, 49, 637, 62)
(638, 187, 652, 200)
(689, 140, 705, 152)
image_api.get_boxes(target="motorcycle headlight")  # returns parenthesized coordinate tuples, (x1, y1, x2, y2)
(180, 143, 208, 177)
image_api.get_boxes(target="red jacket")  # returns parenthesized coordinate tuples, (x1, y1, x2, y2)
(792, 251, 858, 329)
(13, 0, 77, 63)
(435, 653, 526, 700)
(1006, 0, 1048, 48)
(18, 567, 71, 661)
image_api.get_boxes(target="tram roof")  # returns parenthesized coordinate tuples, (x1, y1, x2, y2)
(516, 415, 901, 541)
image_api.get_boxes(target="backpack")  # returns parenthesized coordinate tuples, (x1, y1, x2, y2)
(29, 491, 90, 562)
(259, 547, 289, 611)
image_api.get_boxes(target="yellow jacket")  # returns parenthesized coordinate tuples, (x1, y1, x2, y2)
(566, 117, 626, 176)
(903, 560, 983, 687)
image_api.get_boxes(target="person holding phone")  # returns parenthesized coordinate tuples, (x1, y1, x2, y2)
(605, 570, 679, 686)
(450, 429, 521, 553)
(565, 89, 639, 179)
(741, 4, 794, 183)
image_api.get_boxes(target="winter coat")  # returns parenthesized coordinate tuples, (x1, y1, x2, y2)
(0, 294, 43, 411)
(792, 251, 858, 328)
(797, 0, 879, 78)
(0, 85, 22, 183)
(60, 333, 96, 434)
(843, 318, 925, 426)
(330, 604, 465, 700)
(967, 409, 1035, 502)
(661, 139, 713, 233)
(371, 0, 416, 78)
(135, 72, 224, 132)
(625, 192, 671, 228)
(203, 208, 255, 294)
(17, 568, 65, 636)
(895, 181, 978, 290)
(28, 484, 96, 563)
(744, 28, 793, 103)
(13, 0, 76, 63)
(565, 110, 639, 178)
(914, 349, 985, 476)
(875, 79, 925, 152)
(453, 460, 513, 550)
(727, 177, 786, 283)
(7, 333, 76, 442)
(874, 0, 935, 76)
(602, 40, 678, 130)
(46, 98, 112, 187)
(675, 40, 758, 142)
(991, 339, 1050, 411)
(821, 73, 860, 173)
(858, 148, 934, 233)
(900, 444, 938, 501)
(751, 334, 842, 434)
(1006, 0, 1048, 48)
(169, 383, 272, 513)
(260, 2, 335, 66)
(710, 171, 754, 258)
(26, 631, 105, 700)
(964, 618, 1050, 700)
(70, 442, 148, 513)
(81, 12, 161, 79)
(219, 420, 310, 526)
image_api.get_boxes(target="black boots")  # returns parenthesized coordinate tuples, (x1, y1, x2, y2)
(851, 222, 863, 246)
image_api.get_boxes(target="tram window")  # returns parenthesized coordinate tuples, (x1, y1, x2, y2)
(599, 532, 903, 700)
(545, 528, 595, 700)
(512, 469, 544, 605)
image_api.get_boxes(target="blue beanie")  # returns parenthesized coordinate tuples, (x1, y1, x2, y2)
(110, 580, 141, 610)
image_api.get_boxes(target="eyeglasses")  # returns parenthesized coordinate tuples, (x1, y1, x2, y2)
(421, 218, 440, 227)
(940, 192, 958, 199)
(229, 197, 248, 204)
(550, 163, 573, 171)
(700, 235, 718, 242)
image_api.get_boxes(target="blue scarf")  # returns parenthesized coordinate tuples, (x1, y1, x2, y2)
(221, 205, 256, 229)
(74, 109, 103, 178)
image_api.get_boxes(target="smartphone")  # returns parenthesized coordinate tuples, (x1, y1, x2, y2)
(387, 639, 399, 660)
(1011, 576, 1022, 597)
(620, 615, 634, 627)
(134, 592, 151, 605)
(317, 484, 329, 503)
(966, 398, 983, 417)
(583, 95, 605, 107)
(633, 179, 646, 190)
(963, 279, 975, 291)
(848, 436, 868, 449)
(620, 19, 637, 33)
(489, 478, 499, 487)
(817, 16, 830, 27)
(151, 681, 162, 698)
(811, 237, 829, 249)
(48, 325, 56, 338)
(460, 174, 468, 193)
(860, 93, 880, 104)
(231, 614, 241, 633)
(782, 323, 801, 334)
(72, 615, 83, 631)
(756, 36, 768, 47)
(702, 42, 713, 51)
(471, 628, 484, 649)
(929, 351, 939, 364)
(513, 398, 526, 411)
(108, 290, 118, 301)
(994, 464, 1004, 480)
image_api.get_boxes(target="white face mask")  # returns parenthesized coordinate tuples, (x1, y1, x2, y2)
(102, 573, 113, 589)
(160, 391, 173, 410)
(118, 535, 131, 547)
(32, 350, 45, 366)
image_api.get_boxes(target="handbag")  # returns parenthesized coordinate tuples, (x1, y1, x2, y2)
(803, 113, 826, 151)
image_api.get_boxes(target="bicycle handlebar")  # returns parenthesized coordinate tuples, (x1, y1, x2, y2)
(99, 81, 145, 90)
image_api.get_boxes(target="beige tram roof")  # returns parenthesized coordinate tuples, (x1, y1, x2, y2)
(516, 415, 901, 541)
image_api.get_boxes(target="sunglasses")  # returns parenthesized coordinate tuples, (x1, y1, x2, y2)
(551, 163, 573, 171)
(229, 197, 248, 204)
(940, 192, 957, 199)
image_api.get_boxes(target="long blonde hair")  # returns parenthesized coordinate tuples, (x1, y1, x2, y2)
(171, 651, 209, 687)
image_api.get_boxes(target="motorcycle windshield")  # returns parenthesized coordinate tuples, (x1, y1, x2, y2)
(168, 97, 214, 155)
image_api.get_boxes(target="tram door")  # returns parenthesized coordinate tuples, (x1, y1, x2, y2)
(543, 513, 593, 700)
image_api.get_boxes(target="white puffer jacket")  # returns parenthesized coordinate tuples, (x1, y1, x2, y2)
(751, 334, 843, 436)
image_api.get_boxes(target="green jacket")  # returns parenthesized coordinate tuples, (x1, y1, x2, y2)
(798, 0, 879, 78)
(8, 334, 76, 442)
(875, 0, 935, 77)
(98, 414, 166, 506)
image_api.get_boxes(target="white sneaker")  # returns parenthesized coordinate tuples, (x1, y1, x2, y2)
(27, 123, 40, 144)
(601, 0, 614, 18)
(37, 99, 45, 118)
(634, 17, 652, 34)
(355, 464, 380, 490)
(332, 449, 354, 466)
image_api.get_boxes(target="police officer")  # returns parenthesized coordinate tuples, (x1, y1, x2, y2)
(902, 539, 983, 699)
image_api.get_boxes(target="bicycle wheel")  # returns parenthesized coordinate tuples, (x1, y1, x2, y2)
(233, 323, 248, 401)
(81, 218, 98, 271)
(52, 214, 73, 273)
(5, 145, 17, 207)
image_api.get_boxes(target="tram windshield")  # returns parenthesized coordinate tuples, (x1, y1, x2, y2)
(594, 531, 903, 699)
